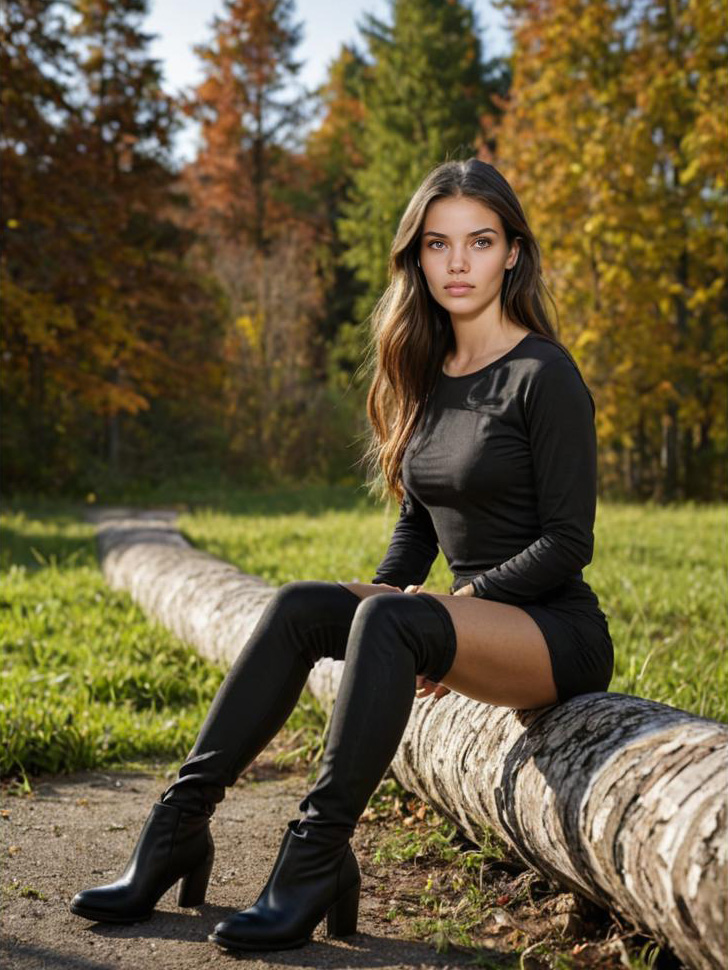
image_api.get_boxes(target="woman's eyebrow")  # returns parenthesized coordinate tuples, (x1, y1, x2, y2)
(422, 227, 499, 238)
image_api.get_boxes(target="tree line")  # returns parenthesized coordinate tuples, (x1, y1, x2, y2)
(2, 0, 725, 500)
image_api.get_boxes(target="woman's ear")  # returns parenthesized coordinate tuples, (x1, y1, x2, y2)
(507, 236, 521, 270)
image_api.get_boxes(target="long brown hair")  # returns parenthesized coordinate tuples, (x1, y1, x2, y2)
(359, 157, 587, 505)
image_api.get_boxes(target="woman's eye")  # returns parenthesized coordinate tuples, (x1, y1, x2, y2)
(426, 238, 491, 250)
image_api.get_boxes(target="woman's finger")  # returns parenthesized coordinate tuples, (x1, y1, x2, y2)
(415, 678, 436, 698)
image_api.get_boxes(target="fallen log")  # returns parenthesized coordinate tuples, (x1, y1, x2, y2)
(88, 507, 727, 970)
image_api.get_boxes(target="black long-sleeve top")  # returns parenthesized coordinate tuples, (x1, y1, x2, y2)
(371, 331, 600, 607)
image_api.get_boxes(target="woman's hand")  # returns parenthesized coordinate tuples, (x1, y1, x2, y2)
(404, 585, 452, 701)
(453, 583, 475, 597)
(415, 674, 451, 701)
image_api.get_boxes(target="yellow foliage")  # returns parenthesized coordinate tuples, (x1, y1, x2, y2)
(235, 312, 264, 355)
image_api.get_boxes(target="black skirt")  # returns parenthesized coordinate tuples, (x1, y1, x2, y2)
(449, 575, 614, 704)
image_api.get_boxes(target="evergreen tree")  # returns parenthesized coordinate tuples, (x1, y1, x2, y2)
(338, 0, 509, 320)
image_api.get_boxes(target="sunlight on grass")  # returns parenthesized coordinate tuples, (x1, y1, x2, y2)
(1, 491, 725, 782)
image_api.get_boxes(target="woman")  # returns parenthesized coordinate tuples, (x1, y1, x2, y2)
(70, 158, 613, 951)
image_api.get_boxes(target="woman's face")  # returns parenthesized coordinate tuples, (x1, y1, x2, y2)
(418, 195, 520, 315)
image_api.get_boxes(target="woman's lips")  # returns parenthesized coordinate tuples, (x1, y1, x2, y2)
(445, 285, 474, 296)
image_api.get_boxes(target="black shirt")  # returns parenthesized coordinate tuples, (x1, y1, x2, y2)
(371, 331, 601, 608)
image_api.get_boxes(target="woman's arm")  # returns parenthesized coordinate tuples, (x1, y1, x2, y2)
(469, 356, 598, 604)
(371, 488, 440, 590)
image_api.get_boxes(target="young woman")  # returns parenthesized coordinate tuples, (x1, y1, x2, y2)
(70, 158, 613, 951)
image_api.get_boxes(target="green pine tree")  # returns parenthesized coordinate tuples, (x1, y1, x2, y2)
(338, 0, 509, 321)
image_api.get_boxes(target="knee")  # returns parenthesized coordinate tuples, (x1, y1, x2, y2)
(350, 592, 456, 679)
(351, 590, 410, 632)
(270, 579, 355, 623)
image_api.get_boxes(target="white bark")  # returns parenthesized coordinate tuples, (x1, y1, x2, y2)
(88, 508, 727, 970)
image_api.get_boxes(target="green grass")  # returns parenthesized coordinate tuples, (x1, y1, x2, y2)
(592, 500, 727, 719)
(177, 493, 727, 720)
(1, 488, 726, 782)
(0, 560, 226, 779)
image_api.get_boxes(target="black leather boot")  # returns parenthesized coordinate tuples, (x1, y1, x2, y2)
(208, 818, 361, 951)
(69, 799, 214, 923)
(70, 580, 361, 923)
(209, 590, 457, 952)
(158, 581, 361, 814)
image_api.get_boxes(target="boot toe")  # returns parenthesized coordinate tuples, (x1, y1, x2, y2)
(69, 885, 152, 924)
(209, 912, 310, 952)
(67, 801, 214, 925)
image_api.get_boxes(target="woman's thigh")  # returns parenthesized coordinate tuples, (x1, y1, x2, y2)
(338, 582, 558, 711)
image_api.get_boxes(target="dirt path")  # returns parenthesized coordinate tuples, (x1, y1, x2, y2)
(2, 759, 500, 970)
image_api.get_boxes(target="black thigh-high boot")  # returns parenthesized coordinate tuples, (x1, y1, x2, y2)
(69, 580, 362, 924)
(209, 589, 458, 952)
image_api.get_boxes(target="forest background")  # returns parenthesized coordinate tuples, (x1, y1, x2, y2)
(1, 7, 726, 961)
(2, 0, 726, 501)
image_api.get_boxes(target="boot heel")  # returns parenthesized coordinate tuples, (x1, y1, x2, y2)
(326, 879, 360, 937)
(177, 850, 214, 907)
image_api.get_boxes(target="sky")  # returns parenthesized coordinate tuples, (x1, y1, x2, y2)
(144, 0, 512, 162)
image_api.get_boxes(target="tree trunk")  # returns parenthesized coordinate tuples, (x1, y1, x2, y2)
(88, 507, 727, 970)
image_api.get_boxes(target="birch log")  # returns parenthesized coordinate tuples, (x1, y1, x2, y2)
(88, 508, 728, 970)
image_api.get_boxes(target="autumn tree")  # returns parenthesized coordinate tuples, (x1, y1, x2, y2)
(1, 0, 227, 493)
(1, 0, 83, 485)
(491, 0, 727, 499)
(69, 0, 189, 473)
(180, 0, 334, 479)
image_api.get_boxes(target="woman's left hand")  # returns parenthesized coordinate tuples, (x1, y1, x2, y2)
(404, 583, 474, 597)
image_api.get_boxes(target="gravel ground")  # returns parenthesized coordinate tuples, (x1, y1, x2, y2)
(1, 760, 494, 970)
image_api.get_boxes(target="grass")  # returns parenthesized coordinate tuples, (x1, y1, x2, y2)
(591, 500, 727, 719)
(1, 484, 721, 968)
(177, 492, 728, 721)
(1, 486, 725, 783)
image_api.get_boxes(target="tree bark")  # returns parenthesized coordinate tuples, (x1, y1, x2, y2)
(88, 507, 727, 970)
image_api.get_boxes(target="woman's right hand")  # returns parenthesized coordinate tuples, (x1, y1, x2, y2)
(415, 674, 451, 701)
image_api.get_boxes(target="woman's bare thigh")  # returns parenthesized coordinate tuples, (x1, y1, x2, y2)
(338, 582, 558, 711)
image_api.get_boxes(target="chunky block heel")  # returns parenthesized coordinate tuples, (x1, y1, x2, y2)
(326, 879, 360, 937)
(210, 819, 362, 951)
(69, 801, 214, 923)
(177, 847, 214, 907)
